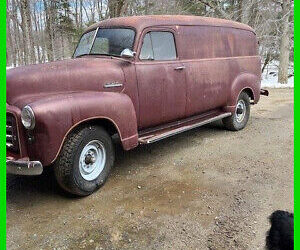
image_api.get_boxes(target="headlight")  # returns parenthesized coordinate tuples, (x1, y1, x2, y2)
(21, 105, 35, 129)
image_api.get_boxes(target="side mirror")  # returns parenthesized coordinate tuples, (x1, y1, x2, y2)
(120, 48, 135, 59)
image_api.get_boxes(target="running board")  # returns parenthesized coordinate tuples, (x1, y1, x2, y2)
(138, 112, 231, 144)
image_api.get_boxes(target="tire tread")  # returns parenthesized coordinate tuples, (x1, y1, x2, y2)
(54, 125, 113, 196)
(223, 92, 250, 131)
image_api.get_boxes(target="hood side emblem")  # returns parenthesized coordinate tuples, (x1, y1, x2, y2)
(103, 82, 123, 88)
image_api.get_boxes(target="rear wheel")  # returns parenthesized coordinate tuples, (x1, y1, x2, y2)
(223, 92, 250, 131)
(54, 125, 114, 196)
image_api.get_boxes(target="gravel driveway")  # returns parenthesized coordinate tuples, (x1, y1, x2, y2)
(7, 88, 294, 250)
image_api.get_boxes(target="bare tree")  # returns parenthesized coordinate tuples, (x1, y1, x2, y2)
(108, 0, 127, 17)
(24, 0, 36, 63)
(278, 0, 292, 84)
(43, 0, 54, 61)
(5, 0, 294, 82)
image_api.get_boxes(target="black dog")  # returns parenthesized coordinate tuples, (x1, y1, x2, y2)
(266, 210, 294, 250)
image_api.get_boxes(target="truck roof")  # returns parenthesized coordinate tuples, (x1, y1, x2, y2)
(85, 15, 255, 34)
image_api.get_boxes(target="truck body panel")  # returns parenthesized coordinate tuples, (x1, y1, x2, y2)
(6, 15, 262, 168)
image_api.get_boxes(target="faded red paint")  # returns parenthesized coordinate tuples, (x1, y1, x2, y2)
(6, 15, 262, 166)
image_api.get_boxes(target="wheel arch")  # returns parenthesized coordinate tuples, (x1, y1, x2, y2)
(223, 73, 260, 114)
(241, 87, 255, 101)
(52, 116, 123, 164)
(75, 117, 121, 137)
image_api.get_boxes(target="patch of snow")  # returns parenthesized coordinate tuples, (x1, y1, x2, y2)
(261, 61, 294, 88)
(261, 75, 294, 88)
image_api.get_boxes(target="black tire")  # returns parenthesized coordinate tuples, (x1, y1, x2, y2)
(223, 92, 250, 131)
(54, 125, 114, 196)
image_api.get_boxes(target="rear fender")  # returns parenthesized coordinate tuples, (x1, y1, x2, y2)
(224, 73, 260, 113)
(28, 92, 138, 166)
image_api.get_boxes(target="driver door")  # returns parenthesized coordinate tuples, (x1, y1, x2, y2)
(135, 29, 187, 129)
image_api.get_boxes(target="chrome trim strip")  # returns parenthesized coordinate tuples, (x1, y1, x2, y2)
(89, 27, 99, 54)
(103, 83, 123, 88)
(174, 66, 186, 70)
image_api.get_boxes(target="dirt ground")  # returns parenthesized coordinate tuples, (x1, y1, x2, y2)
(7, 88, 294, 250)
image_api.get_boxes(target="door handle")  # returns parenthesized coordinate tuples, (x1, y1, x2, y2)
(174, 66, 186, 70)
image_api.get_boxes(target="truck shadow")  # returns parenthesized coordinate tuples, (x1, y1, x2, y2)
(6, 120, 225, 202)
(114, 120, 225, 165)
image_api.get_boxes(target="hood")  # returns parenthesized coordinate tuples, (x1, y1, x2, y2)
(6, 57, 126, 108)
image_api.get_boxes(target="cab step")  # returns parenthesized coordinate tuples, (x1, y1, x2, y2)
(138, 111, 231, 144)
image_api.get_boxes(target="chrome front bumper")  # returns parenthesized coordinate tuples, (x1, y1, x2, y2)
(6, 159, 43, 176)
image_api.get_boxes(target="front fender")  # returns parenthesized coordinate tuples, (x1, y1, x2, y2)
(27, 91, 138, 166)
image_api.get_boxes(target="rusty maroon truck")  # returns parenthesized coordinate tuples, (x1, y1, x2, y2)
(6, 15, 268, 195)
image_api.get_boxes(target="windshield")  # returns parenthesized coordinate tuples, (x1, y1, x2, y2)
(74, 28, 135, 58)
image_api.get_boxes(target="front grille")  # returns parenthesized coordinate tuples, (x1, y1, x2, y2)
(6, 113, 19, 153)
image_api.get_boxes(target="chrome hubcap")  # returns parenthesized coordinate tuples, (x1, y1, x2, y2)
(79, 140, 106, 181)
(236, 100, 246, 123)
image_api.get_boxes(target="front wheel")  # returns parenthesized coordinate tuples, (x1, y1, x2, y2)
(223, 92, 250, 131)
(54, 125, 114, 196)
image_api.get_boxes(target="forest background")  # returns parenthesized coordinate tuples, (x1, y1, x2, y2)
(6, 0, 294, 84)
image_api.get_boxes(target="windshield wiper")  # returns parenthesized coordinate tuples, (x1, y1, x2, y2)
(75, 53, 120, 58)
(75, 53, 99, 58)
(96, 53, 121, 58)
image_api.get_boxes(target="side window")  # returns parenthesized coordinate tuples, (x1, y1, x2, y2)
(139, 31, 177, 61)
(140, 33, 154, 60)
(151, 32, 177, 60)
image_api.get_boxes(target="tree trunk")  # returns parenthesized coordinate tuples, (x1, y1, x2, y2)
(278, 0, 291, 84)
(40, 7, 46, 62)
(6, 8, 17, 66)
(61, 35, 65, 59)
(145, 0, 149, 15)
(11, 0, 23, 65)
(17, 0, 36, 65)
(248, 0, 259, 29)
(74, 0, 79, 28)
(80, 0, 83, 29)
(96, 0, 103, 20)
(108, 0, 126, 18)
(239, 0, 249, 24)
(32, 1, 42, 63)
(18, 0, 29, 65)
(24, 0, 36, 64)
(262, 51, 272, 73)
(43, 0, 54, 61)
(49, 1, 57, 60)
